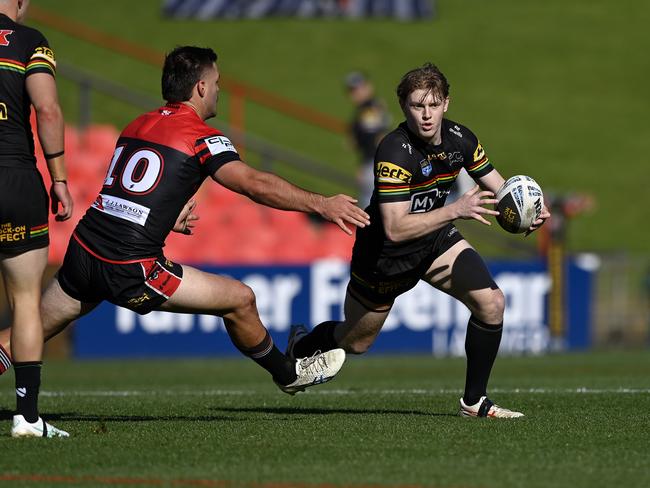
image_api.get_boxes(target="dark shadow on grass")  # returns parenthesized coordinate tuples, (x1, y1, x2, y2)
(209, 406, 456, 417)
(2, 407, 457, 423)
(0, 409, 243, 423)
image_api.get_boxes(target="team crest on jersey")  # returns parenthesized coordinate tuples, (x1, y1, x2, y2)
(0, 30, 13, 46)
(473, 143, 485, 162)
(419, 158, 432, 177)
(204, 135, 236, 156)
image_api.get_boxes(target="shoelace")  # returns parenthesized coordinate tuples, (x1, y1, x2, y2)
(298, 351, 328, 374)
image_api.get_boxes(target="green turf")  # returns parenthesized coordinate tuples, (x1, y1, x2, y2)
(26, 0, 650, 254)
(0, 351, 648, 487)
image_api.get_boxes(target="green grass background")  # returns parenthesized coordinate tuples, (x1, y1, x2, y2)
(1, 351, 649, 487)
(26, 0, 649, 254)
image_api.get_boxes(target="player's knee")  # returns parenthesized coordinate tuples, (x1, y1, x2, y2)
(232, 283, 257, 313)
(475, 288, 505, 324)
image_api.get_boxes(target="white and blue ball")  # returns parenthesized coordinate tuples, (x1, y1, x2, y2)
(495, 175, 544, 234)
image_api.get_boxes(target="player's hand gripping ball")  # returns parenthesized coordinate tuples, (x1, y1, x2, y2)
(495, 175, 544, 234)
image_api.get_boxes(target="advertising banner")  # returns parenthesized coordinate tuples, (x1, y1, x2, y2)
(163, 0, 434, 20)
(73, 258, 593, 358)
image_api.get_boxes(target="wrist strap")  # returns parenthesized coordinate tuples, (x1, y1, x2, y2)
(44, 150, 64, 160)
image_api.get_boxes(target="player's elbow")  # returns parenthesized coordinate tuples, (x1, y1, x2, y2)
(242, 172, 272, 203)
(34, 102, 63, 125)
(384, 225, 408, 243)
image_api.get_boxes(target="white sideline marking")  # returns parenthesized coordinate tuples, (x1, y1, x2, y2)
(0, 387, 642, 398)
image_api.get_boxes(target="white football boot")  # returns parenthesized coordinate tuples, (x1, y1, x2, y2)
(459, 396, 524, 418)
(11, 415, 70, 438)
(276, 348, 346, 395)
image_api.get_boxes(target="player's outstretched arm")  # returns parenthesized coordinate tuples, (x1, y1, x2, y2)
(26, 72, 73, 221)
(212, 161, 370, 234)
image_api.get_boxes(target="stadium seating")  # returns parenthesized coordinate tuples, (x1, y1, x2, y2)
(37, 123, 355, 265)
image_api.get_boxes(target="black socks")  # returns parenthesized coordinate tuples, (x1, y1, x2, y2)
(14, 361, 42, 423)
(463, 316, 503, 406)
(291, 321, 339, 358)
(236, 330, 296, 386)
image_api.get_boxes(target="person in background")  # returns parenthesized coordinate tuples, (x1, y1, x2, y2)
(345, 71, 391, 209)
(0, 0, 73, 437)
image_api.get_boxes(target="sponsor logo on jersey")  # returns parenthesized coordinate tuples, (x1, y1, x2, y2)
(402, 143, 413, 155)
(0, 222, 26, 243)
(409, 188, 449, 213)
(447, 151, 464, 164)
(0, 30, 14, 46)
(127, 292, 151, 307)
(204, 135, 236, 156)
(449, 125, 463, 138)
(419, 158, 432, 177)
(447, 226, 459, 238)
(92, 194, 150, 226)
(0, 102, 7, 121)
(473, 143, 485, 162)
(376, 162, 412, 184)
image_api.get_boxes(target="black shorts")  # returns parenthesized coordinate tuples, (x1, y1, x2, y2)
(349, 223, 464, 305)
(0, 167, 49, 254)
(58, 235, 183, 315)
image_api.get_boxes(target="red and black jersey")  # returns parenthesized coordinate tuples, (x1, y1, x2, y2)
(353, 118, 495, 268)
(75, 103, 240, 262)
(0, 13, 56, 169)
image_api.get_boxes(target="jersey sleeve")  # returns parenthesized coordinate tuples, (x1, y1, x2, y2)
(24, 32, 56, 77)
(461, 127, 494, 179)
(374, 134, 414, 204)
(194, 132, 241, 176)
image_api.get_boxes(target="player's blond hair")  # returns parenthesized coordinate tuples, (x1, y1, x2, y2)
(396, 63, 450, 105)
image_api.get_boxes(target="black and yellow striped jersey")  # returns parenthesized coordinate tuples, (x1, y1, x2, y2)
(0, 13, 56, 169)
(353, 118, 495, 265)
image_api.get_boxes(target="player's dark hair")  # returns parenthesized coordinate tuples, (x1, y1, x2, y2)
(162, 46, 218, 103)
(396, 63, 450, 105)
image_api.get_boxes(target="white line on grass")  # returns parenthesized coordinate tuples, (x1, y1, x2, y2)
(0, 387, 641, 398)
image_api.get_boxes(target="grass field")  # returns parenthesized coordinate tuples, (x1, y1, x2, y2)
(1, 351, 648, 488)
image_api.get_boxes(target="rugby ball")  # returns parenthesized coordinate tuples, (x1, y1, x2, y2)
(495, 175, 544, 234)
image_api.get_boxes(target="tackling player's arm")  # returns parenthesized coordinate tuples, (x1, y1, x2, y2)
(212, 160, 370, 235)
(25, 72, 72, 221)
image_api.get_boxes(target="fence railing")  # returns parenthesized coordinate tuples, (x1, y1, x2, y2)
(58, 62, 357, 195)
